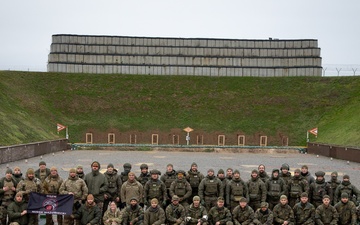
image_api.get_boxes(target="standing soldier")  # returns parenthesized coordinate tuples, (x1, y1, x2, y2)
(293, 192, 315, 225)
(225, 168, 233, 182)
(104, 163, 122, 211)
(308, 171, 332, 208)
(143, 169, 167, 208)
(170, 170, 192, 208)
(334, 174, 360, 205)
(185, 196, 208, 225)
(143, 198, 166, 225)
(59, 168, 88, 225)
(265, 169, 287, 210)
(137, 164, 151, 187)
(16, 168, 42, 225)
(258, 164, 269, 184)
(232, 197, 255, 225)
(334, 193, 357, 225)
(300, 165, 315, 185)
(272, 195, 294, 225)
(198, 169, 224, 212)
(120, 172, 144, 208)
(253, 202, 273, 225)
(186, 162, 204, 202)
(315, 195, 338, 225)
(43, 166, 64, 225)
(121, 163, 133, 183)
(165, 195, 186, 225)
(279, 163, 292, 186)
(76, 165, 85, 179)
(226, 170, 249, 212)
(327, 171, 340, 205)
(84, 161, 108, 220)
(287, 169, 309, 208)
(247, 169, 267, 211)
(0, 169, 17, 225)
(217, 169, 228, 199)
(160, 164, 177, 207)
(35, 161, 50, 182)
(207, 197, 233, 225)
(122, 197, 144, 225)
(12, 166, 24, 185)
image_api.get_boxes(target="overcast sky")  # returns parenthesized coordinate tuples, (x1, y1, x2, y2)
(1, 1, 359, 74)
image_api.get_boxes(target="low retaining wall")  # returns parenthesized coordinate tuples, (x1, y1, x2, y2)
(307, 142, 360, 163)
(0, 139, 69, 164)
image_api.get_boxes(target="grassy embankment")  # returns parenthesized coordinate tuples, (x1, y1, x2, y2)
(1, 71, 360, 147)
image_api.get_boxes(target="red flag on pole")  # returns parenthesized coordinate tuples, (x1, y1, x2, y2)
(57, 123, 66, 132)
(309, 127, 318, 136)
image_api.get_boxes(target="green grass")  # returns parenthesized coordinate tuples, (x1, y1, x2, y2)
(1, 71, 360, 147)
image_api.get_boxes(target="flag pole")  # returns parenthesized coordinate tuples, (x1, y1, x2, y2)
(306, 131, 309, 143)
(66, 127, 69, 139)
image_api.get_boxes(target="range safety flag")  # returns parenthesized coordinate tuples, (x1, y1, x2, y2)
(27, 192, 74, 215)
(309, 127, 318, 136)
(57, 123, 66, 132)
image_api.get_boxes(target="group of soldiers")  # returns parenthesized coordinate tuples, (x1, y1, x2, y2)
(1, 161, 360, 225)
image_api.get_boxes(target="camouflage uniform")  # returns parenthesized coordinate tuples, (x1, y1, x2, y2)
(120, 174, 144, 205)
(265, 169, 287, 210)
(273, 202, 295, 225)
(104, 164, 122, 211)
(309, 171, 332, 208)
(315, 203, 338, 225)
(144, 170, 167, 207)
(160, 164, 177, 206)
(207, 205, 233, 225)
(0, 169, 17, 225)
(76, 165, 85, 180)
(232, 204, 255, 225)
(293, 201, 315, 225)
(287, 172, 309, 208)
(102, 206, 122, 225)
(334, 176, 360, 205)
(279, 164, 292, 186)
(137, 164, 151, 187)
(12, 166, 24, 185)
(226, 172, 249, 212)
(247, 170, 267, 211)
(186, 163, 204, 202)
(217, 169, 228, 203)
(144, 202, 166, 225)
(169, 171, 192, 208)
(257, 165, 269, 184)
(165, 198, 186, 225)
(34, 161, 51, 183)
(198, 170, 224, 212)
(122, 201, 144, 225)
(334, 194, 357, 225)
(185, 198, 208, 225)
(59, 168, 88, 225)
(326, 172, 340, 206)
(253, 203, 273, 225)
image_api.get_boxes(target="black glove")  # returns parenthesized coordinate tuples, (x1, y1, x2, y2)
(139, 203, 144, 207)
(74, 201, 82, 210)
(121, 202, 127, 208)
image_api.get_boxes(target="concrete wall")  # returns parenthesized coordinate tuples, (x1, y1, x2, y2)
(48, 34, 322, 77)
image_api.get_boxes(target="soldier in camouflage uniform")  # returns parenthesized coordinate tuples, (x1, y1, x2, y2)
(279, 163, 292, 186)
(186, 162, 204, 203)
(232, 197, 255, 225)
(199, 169, 224, 212)
(165, 195, 186, 225)
(104, 163, 122, 211)
(16, 168, 42, 225)
(121, 163, 133, 183)
(120, 172, 144, 208)
(59, 168, 88, 225)
(225, 168, 233, 182)
(334, 193, 357, 225)
(185, 196, 208, 225)
(143, 198, 166, 225)
(308, 171, 332, 208)
(217, 169, 228, 202)
(273, 195, 294, 225)
(144, 170, 167, 208)
(265, 169, 287, 210)
(0, 169, 17, 225)
(300, 165, 314, 185)
(314, 195, 338, 225)
(137, 164, 151, 187)
(43, 166, 64, 225)
(34, 161, 50, 182)
(253, 202, 273, 225)
(122, 197, 144, 225)
(226, 170, 249, 212)
(327, 172, 340, 206)
(334, 174, 360, 206)
(247, 170, 267, 211)
(12, 166, 24, 185)
(257, 165, 269, 184)
(76, 165, 85, 179)
(287, 169, 309, 208)
(207, 197, 233, 225)
(161, 164, 177, 207)
(293, 192, 315, 225)
(102, 201, 122, 225)
(170, 170, 192, 208)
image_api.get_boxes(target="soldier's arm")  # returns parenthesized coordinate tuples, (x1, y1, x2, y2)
(260, 181, 267, 202)
(116, 175, 123, 199)
(303, 180, 310, 193)
(265, 211, 274, 225)
(225, 182, 230, 206)
(81, 180, 89, 200)
(138, 182, 144, 203)
(162, 182, 168, 200)
(326, 184, 333, 203)
(153, 208, 166, 225)
(273, 206, 285, 224)
(143, 182, 149, 201)
(350, 203, 357, 225)
(218, 208, 232, 224)
(244, 208, 255, 225)
(333, 186, 340, 203)
(330, 207, 338, 224)
(120, 182, 126, 203)
(232, 208, 241, 225)
(99, 176, 108, 194)
(90, 205, 102, 224)
(218, 179, 224, 198)
(243, 181, 250, 202)
(165, 205, 177, 223)
(314, 208, 325, 225)
(198, 180, 205, 200)
(182, 182, 192, 200)
(169, 181, 176, 198)
(303, 206, 316, 225)
(58, 180, 67, 194)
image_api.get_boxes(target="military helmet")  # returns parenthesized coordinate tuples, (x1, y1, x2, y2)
(140, 164, 148, 169)
(176, 170, 186, 176)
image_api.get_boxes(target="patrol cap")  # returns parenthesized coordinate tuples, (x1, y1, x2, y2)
(233, 170, 240, 175)
(315, 171, 325, 177)
(150, 169, 161, 175)
(123, 163, 132, 168)
(239, 197, 247, 203)
(39, 161, 46, 166)
(294, 169, 301, 173)
(172, 195, 180, 201)
(193, 196, 200, 201)
(6, 168, 12, 174)
(177, 170, 186, 176)
(322, 195, 330, 199)
(107, 163, 114, 168)
(130, 196, 139, 202)
(69, 168, 76, 173)
(341, 193, 349, 199)
(343, 174, 350, 179)
(140, 164, 148, 169)
(260, 202, 268, 208)
(217, 169, 224, 174)
(300, 192, 308, 198)
(217, 197, 224, 202)
(280, 195, 288, 200)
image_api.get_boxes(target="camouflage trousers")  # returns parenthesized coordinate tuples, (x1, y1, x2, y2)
(204, 196, 218, 212)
